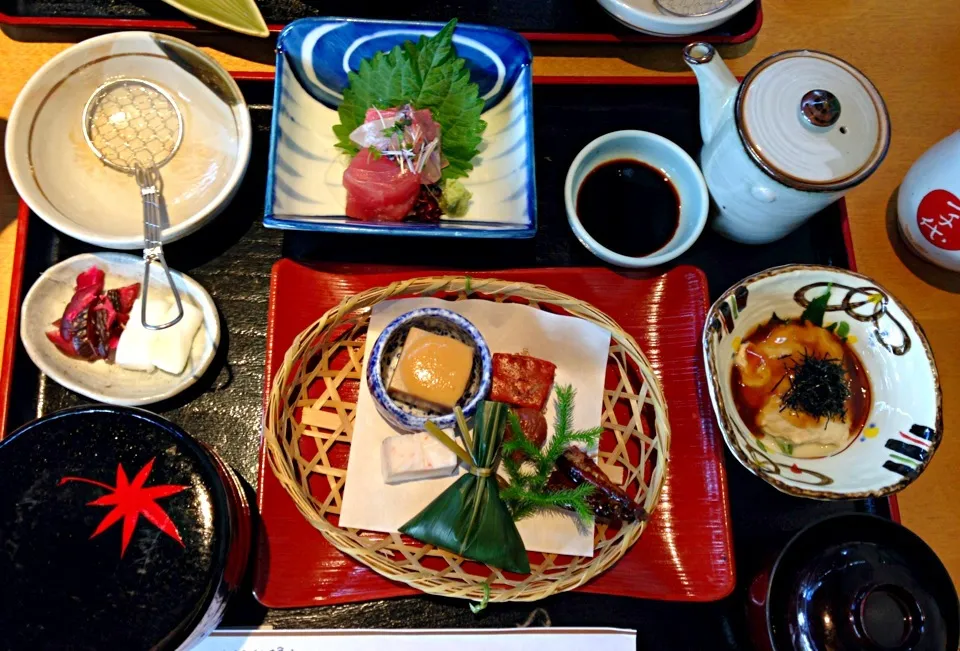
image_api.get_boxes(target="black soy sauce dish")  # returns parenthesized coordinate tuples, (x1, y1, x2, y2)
(564, 130, 709, 268)
(747, 513, 959, 651)
(0, 405, 251, 651)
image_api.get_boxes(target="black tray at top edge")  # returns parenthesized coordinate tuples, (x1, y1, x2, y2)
(3, 77, 891, 648)
(0, 0, 761, 41)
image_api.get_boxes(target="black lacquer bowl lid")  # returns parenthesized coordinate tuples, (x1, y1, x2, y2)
(0, 406, 231, 651)
(768, 513, 959, 651)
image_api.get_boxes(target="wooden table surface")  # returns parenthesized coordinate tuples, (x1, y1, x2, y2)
(1, 3, 959, 585)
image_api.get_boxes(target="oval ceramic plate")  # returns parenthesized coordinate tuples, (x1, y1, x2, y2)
(703, 264, 942, 499)
(20, 253, 220, 406)
(5, 31, 251, 249)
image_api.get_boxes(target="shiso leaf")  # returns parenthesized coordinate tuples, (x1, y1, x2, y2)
(332, 19, 487, 181)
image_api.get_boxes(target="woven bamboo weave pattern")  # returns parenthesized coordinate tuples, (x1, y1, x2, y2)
(264, 276, 671, 602)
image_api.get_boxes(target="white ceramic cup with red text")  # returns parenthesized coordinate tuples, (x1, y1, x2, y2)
(898, 130, 960, 271)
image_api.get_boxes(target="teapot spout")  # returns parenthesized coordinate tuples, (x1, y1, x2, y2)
(683, 43, 739, 144)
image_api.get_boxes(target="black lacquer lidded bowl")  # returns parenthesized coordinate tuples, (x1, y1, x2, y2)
(762, 514, 959, 651)
(0, 405, 250, 651)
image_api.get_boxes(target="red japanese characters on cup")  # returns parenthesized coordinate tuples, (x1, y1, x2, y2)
(899, 130, 960, 271)
(916, 189, 960, 251)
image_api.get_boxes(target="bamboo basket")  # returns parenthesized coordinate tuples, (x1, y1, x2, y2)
(264, 276, 671, 603)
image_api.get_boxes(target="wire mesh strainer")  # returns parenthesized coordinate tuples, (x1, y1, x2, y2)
(82, 78, 185, 330)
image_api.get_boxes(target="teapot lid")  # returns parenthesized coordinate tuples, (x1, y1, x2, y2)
(736, 50, 890, 192)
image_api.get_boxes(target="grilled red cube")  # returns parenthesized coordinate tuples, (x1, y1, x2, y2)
(490, 353, 557, 411)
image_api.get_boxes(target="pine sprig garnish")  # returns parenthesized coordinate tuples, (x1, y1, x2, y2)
(502, 385, 603, 524)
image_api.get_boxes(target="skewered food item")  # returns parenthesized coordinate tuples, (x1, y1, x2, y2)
(546, 447, 646, 524)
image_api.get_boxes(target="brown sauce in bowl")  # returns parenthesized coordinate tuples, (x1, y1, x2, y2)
(731, 319, 871, 458)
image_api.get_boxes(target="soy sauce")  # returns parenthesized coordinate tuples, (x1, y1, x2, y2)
(576, 159, 680, 257)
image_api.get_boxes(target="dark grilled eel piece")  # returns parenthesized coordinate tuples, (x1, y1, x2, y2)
(546, 447, 647, 524)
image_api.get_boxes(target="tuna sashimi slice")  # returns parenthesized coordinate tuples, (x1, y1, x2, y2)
(343, 148, 421, 221)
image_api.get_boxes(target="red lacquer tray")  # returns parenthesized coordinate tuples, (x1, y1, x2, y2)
(254, 261, 735, 607)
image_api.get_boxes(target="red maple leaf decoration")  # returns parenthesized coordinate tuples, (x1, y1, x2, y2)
(59, 458, 189, 558)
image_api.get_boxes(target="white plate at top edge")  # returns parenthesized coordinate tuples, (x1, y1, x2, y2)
(20, 252, 221, 407)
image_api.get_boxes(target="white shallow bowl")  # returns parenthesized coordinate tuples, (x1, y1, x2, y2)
(20, 253, 221, 406)
(703, 265, 942, 500)
(6, 31, 251, 249)
(596, 0, 755, 35)
(564, 130, 708, 268)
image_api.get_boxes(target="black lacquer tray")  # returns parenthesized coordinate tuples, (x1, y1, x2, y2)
(0, 0, 762, 44)
(0, 74, 894, 648)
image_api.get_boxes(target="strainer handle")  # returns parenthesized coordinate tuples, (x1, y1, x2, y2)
(136, 164, 184, 331)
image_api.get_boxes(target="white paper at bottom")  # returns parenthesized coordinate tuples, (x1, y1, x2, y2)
(195, 628, 637, 651)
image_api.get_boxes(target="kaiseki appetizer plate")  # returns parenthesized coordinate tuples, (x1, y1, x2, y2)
(704, 265, 942, 500)
(265, 18, 536, 238)
(263, 273, 670, 603)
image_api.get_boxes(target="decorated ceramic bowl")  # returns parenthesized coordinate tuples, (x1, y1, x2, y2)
(703, 264, 941, 499)
(367, 307, 492, 432)
(266, 18, 535, 238)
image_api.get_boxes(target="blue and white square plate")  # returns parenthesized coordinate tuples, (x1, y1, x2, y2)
(266, 18, 536, 238)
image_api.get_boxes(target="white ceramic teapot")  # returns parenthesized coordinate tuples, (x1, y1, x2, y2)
(683, 43, 891, 244)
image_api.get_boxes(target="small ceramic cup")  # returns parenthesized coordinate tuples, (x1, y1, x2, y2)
(898, 130, 960, 271)
(366, 307, 492, 433)
(564, 130, 709, 268)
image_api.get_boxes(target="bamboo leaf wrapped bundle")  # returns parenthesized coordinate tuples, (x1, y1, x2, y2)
(400, 401, 530, 574)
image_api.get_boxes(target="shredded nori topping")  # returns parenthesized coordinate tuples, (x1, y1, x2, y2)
(776, 350, 851, 422)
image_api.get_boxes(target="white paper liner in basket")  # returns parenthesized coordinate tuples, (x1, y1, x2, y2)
(264, 276, 671, 603)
